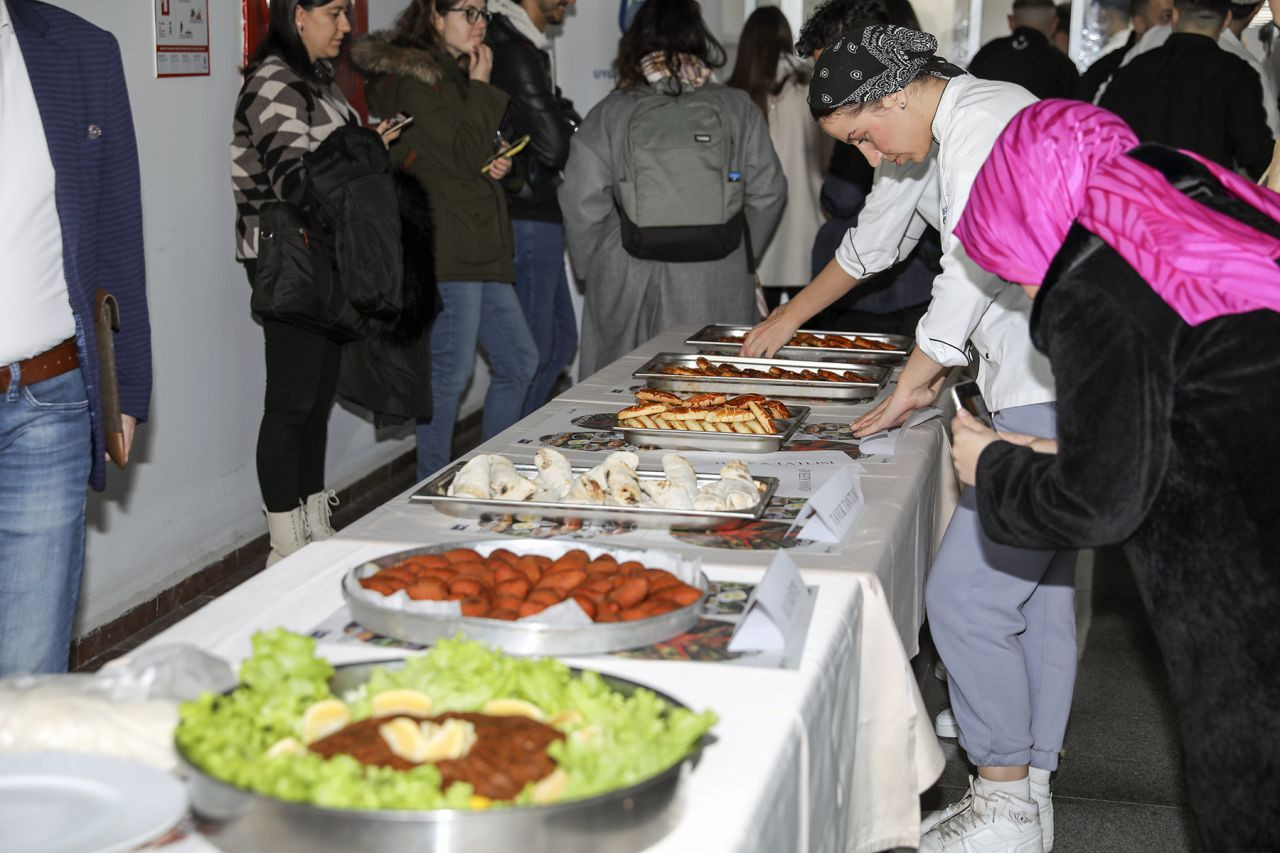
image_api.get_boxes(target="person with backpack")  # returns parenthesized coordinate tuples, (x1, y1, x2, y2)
(559, 0, 786, 377)
(353, 0, 538, 481)
(951, 98, 1280, 852)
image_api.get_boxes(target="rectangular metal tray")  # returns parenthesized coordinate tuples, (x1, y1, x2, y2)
(411, 461, 780, 529)
(686, 324, 912, 363)
(633, 353, 888, 401)
(601, 405, 809, 453)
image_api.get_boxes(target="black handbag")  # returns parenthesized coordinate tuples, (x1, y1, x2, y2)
(250, 201, 365, 342)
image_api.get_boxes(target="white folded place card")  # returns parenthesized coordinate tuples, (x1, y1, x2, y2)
(728, 551, 808, 652)
(858, 406, 944, 457)
(792, 463, 864, 543)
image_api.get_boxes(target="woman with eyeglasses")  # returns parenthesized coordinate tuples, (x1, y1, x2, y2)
(354, 0, 536, 480)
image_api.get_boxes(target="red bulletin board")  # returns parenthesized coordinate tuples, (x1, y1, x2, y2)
(242, 0, 369, 123)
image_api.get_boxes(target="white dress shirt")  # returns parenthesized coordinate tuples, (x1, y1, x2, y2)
(1220, 28, 1280, 137)
(835, 75, 1056, 413)
(0, 0, 76, 366)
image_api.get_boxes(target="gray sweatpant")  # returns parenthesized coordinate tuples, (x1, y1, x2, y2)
(926, 402, 1077, 771)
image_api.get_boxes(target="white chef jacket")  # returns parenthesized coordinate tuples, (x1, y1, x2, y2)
(833, 75, 1055, 413)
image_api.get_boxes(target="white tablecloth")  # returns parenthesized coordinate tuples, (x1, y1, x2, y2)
(142, 325, 953, 853)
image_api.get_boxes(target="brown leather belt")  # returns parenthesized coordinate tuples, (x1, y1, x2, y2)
(0, 338, 80, 393)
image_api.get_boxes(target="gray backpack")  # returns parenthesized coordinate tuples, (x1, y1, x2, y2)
(615, 87, 747, 262)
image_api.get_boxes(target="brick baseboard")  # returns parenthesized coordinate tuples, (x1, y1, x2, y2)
(70, 448, 421, 670)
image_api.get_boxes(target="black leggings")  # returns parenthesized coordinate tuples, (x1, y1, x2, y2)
(244, 262, 342, 512)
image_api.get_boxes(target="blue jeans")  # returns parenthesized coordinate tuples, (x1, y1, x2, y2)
(0, 366, 92, 675)
(416, 281, 537, 480)
(512, 220, 578, 417)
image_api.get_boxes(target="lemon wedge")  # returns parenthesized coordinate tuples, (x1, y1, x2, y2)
(265, 736, 305, 758)
(371, 688, 434, 717)
(481, 698, 545, 721)
(380, 717, 477, 763)
(548, 709, 583, 728)
(379, 716, 429, 762)
(420, 718, 478, 762)
(469, 795, 493, 810)
(301, 699, 350, 744)
(531, 768, 569, 804)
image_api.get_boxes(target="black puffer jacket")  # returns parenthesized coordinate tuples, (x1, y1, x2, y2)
(305, 125, 404, 322)
(486, 12, 581, 223)
(337, 170, 438, 426)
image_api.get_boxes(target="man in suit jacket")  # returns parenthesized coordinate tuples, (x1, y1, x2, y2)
(0, 0, 151, 675)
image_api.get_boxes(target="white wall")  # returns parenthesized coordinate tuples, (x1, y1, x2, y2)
(63, 0, 972, 636)
(53, 0, 427, 635)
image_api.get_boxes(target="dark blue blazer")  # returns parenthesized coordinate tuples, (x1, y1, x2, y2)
(11, 0, 152, 491)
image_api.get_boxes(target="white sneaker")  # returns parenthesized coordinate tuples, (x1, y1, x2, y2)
(921, 776, 976, 836)
(935, 707, 959, 738)
(919, 788, 1042, 853)
(1028, 774, 1053, 852)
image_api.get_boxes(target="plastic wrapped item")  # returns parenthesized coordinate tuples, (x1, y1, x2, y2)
(0, 643, 235, 770)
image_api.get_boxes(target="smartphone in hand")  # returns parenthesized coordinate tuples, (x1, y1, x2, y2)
(383, 113, 414, 134)
(950, 380, 994, 429)
(480, 134, 531, 173)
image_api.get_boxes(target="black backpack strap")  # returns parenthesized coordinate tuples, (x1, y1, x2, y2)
(1125, 144, 1280, 240)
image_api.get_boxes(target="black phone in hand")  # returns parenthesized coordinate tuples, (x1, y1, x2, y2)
(950, 380, 994, 429)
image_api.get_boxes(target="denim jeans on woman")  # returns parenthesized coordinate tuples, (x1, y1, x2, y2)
(416, 281, 537, 480)
(512, 220, 578, 417)
(0, 366, 92, 675)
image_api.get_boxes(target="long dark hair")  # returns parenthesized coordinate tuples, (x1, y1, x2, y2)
(389, 0, 468, 71)
(728, 6, 804, 117)
(244, 0, 334, 83)
(614, 0, 726, 90)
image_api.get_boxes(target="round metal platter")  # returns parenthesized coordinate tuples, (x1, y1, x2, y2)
(180, 660, 699, 853)
(343, 540, 708, 656)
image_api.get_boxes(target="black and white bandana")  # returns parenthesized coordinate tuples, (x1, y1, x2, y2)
(808, 25, 964, 112)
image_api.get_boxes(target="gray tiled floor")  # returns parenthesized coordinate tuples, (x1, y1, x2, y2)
(914, 547, 1201, 852)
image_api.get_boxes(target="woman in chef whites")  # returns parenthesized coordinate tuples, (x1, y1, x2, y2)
(766, 26, 1071, 853)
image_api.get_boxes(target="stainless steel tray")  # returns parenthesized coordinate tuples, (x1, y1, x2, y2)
(686, 324, 911, 363)
(600, 405, 810, 453)
(181, 659, 697, 853)
(343, 540, 708, 655)
(411, 462, 779, 529)
(634, 352, 888, 400)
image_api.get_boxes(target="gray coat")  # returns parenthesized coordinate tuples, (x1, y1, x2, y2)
(560, 83, 787, 377)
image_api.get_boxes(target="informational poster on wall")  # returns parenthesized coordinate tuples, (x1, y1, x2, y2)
(153, 0, 210, 78)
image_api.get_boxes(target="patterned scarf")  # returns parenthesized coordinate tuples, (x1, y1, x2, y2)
(808, 25, 962, 113)
(641, 51, 713, 88)
(955, 100, 1280, 325)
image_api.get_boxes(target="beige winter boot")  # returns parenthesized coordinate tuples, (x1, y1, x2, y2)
(303, 489, 339, 541)
(265, 504, 309, 565)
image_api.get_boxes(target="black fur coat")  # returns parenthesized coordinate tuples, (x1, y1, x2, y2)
(975, 224, 1280, 851)
(337, 170, 438, 425)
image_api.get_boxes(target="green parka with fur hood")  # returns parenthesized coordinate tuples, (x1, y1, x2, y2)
(352, 32, 517, 284)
